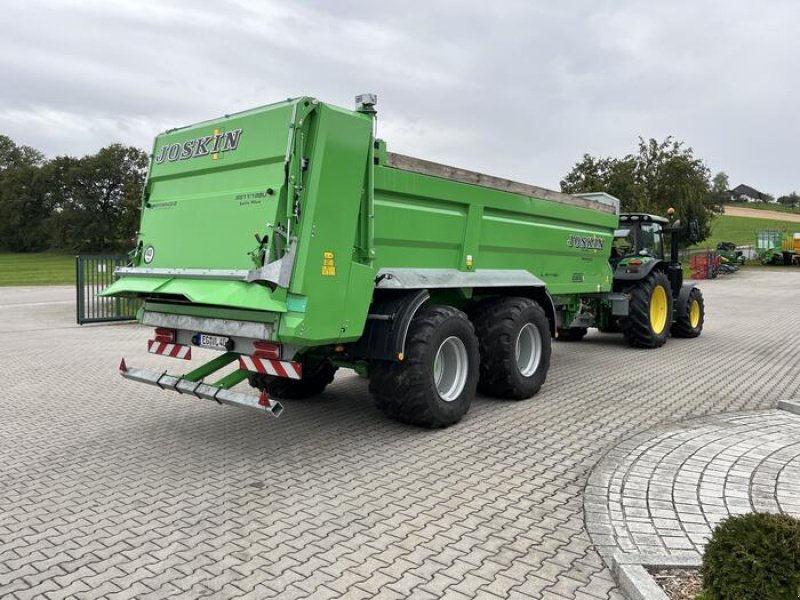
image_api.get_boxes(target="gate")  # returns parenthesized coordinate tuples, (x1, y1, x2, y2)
(76, 255, 140, 324)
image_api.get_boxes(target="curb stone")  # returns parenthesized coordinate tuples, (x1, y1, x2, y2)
(777, 399, 800, 415)
(615, 565, 668, 600)
(613, 554, 702, 600)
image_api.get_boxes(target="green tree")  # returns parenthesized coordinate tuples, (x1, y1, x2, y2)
(0, 136, 50, 251)
(0, 134, 44, 172)
(49, 144, 149, 251)
(0, 163, 54, 251)
(710, 171, 731, 209)
(560, 154, 639, 208)
(777, 192, 799, 209)
(711, 171, 729, 194)
(0, 136, 149, 252)
(561, 137, 719, 243)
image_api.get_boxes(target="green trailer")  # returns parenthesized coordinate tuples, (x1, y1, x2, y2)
(104, 94, 703, 427)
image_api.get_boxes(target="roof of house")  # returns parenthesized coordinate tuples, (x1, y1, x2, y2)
(731, 184, 766, 199)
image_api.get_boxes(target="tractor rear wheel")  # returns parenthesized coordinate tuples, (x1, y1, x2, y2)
(671, 287, 705, 338)
(472, 297, 551, 399)
(248, 360, 338, 399)
(556, 327, 587, 342)
(620, 270, 673, 349)
(369, 305, 479, 428)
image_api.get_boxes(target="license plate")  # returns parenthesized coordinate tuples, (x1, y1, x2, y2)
(194, 334, 231, 350)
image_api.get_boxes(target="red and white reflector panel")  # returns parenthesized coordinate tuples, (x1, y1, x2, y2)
(147, 339, 192, 360)
(239, 355, 302, 380)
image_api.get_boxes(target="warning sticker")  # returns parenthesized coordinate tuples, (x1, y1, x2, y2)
(321, 251, 336, 276)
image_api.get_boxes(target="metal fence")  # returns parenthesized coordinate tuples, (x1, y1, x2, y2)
(76, 255, 139, 324)
(686, 249, 719, 280)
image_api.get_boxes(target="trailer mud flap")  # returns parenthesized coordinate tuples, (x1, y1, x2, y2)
(118, 359, 283, 417)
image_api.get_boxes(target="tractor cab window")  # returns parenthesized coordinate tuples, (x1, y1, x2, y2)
(612, 228, 634, 260)
(639, 223, 664, 258)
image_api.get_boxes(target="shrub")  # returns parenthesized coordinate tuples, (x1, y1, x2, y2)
(701, 512, 800, 600)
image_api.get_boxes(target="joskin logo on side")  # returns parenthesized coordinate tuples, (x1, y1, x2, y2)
(567, 234, 604, 250)
(154, 128, 243, 164)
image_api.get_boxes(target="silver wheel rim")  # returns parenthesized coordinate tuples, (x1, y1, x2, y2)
(433, 336, 469, 402)
(515, 323, 542, 377)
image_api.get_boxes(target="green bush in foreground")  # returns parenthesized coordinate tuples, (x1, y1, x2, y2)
(701, 512, 800, 600)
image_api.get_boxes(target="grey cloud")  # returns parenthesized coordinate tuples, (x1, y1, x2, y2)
(1, 0, 798, 194)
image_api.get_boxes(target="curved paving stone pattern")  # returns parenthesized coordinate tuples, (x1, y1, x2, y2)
(585, 410, 800, 563)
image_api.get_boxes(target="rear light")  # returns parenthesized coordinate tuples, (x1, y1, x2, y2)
(629, 259, 642, 266)
(253, 341, 280, 360)
(154, 327, 176, 343)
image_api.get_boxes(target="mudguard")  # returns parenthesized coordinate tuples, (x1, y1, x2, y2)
(613, 259, 664, 282)
(350, 289, 430, 361)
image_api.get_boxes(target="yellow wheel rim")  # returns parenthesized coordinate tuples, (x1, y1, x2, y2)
(650, 285, 668, 335)
(689, 299, 701, 328)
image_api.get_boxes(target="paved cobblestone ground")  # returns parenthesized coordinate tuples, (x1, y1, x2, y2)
(1, 269, 799, 599)
(585, 410, 800, 564)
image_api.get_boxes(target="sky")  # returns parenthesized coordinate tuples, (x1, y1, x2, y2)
(1, 0, 798, 195)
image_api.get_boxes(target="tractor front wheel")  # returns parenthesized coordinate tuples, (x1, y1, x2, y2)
(620, 271, 673, 349)
(671, 287, 705, 338)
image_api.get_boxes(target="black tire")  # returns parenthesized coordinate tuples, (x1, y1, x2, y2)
(556, 327, 587, 342)
(472, 297, 551, 400)
(671, 287, 705, 338)
(619, 270, 673, 349)
(248, 360, 337, 399)
(369, 305, 479, 428)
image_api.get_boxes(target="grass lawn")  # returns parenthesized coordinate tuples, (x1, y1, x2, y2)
(698, 215, 799, 249)
(0, 252, 75, 286)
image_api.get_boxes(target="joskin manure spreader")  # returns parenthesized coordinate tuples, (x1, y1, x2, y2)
(103, 94, 704, 427)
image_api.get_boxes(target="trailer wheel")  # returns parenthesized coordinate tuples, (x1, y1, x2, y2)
(556, 327, 587, 342)
(671, 287, 705, 338)
(472, 297, 551, 400)
(369, 305, 479, 428)
(619, 270, 672, 349)
(248, 360, 338, 400)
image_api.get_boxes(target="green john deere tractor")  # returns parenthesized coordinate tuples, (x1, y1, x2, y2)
(555, 211, 705, 348)
(604, 213, 705, 348)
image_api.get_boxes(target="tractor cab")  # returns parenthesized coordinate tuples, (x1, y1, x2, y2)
(610, 211, 687, 311)
(610, 213, 670, 266)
